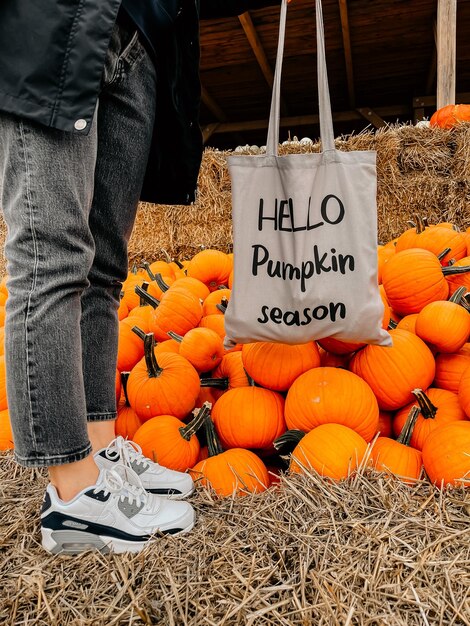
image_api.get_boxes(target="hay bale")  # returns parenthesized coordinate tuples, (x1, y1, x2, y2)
(0, 124, 468, 275)
(173, 149, 233, 259)
(127, 202, 180, 266)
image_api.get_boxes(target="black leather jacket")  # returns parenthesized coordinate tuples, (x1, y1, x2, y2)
(0, 0, 279, 205)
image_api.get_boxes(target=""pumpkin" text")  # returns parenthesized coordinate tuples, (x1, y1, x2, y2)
(252, 244, 355, 292)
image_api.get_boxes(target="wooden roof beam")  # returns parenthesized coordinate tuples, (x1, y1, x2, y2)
(338, 0, 355, 108)
(205, 104, 409, 135)
(436, 0, 457, 108)
(201, 86, 228, 122)
(201, 86, 244, 145)
(238, 11, 289, 115)
(356, 107, 386, 129)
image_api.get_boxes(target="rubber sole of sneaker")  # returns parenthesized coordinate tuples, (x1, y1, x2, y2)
(42, 521, 195, 555)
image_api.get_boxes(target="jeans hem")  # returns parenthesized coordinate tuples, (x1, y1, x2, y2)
(13, 443, 92, 468)
(87, 411, 117, 422)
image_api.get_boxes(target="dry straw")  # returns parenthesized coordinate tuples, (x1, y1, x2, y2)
(1, 451, 470, 625)
(126, 123, 470, 265)
(0, 124, 469, 276)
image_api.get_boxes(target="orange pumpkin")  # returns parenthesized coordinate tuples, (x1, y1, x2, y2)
(161, 275, 210, 302)
(349, 329, 435, 411)
(422, 421, 470, 488)
(149, 287, 203, 342)
(168, 327, 224, 373)
(377, 245, 395, 284)
(120, 266, 148, 312)
(201, 351, 250, 400)
(241, 341, 320, 392)
(127, 330, 200, 420)
(285, 367, 379, 441)
(430, 104, 470, 129)
(133, 404, 209, 471)
(445, 256, 470, 296)
(280, 423, 368, 480)
(115, 372, 142, 440)
(317, 336, 366, 356)
(0, 356, 7, 411)
(190, 415, 269, 496)
(458, 366, 470, 417)
(186, 249, 233, 292)
(434, 343, 470, 393)
(381, 248, 470, 316)
(376, 410, 393, 438)
(202, 289, 231, 316)
(0, 409, 13, 450)
(212, 386, 286, 450)
(392, 388, 466, 451)
(414, 288, 470, 353)
(396, 314, 419, 334)
(318, 345, 350, 368)
(198, 313, 225, 339)
(395, 216, 468, 265)
(370, 407, 423, 484)
(117, 319, 146, 372)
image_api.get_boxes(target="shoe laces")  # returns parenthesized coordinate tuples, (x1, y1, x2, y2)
(105, 436, 162, 473)
(95, 467, 149, 509)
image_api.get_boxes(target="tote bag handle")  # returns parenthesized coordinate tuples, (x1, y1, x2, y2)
(266, 0, 335, 156)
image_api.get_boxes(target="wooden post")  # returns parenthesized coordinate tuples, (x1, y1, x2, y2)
(436, 0, 457, 109)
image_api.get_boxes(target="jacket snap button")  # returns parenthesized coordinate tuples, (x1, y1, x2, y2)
(74, 119, 87, 131)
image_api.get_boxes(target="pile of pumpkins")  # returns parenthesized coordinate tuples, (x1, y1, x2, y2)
(109, 214, 470, 495)
(1, 215, 470, 497)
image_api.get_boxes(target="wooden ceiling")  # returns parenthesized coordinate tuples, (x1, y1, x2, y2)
(199, 0, 470, 149)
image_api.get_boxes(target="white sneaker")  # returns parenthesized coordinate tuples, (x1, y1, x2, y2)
(95, 436, 194, 499)
(41, 468, 195, 554)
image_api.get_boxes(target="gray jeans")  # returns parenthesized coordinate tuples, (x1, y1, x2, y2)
(0, 19, 157, 467)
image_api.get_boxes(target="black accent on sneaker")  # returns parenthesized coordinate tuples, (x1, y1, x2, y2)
(85, 489, 111, 502)
(41, 491, 52, 514)
(41, 511, 152, 542)
(98, 450, 119, 462)
(147, 488, 183, 495)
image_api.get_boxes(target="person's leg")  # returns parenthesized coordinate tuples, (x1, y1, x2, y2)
(79, 17, 156, 453)
(0, 110, 99, 499)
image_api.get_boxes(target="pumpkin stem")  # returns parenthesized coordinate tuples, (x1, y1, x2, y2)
(216, 302, 227, 314)
(396, 406, 420, 446)
(413, 214, 427, 234)
(449, 286, 468, 305)
(120, 371, 131, 406)
(131, 328, 163, 377)
(437, 247, 452, 261)
(179, 402, 211, 440)
(167, 330, 183, 343)
(442, 264, 470, 276)
(411, 388, 437, 419)
(273, 429, 306, 453)
(154, 272, 171, 293)
(137, 281, 150, 306)
(199, 377, 229, 390)
(140, 260, 157, 283)
(159, 248, 172, 263)
(130, 262, 139, 275)
(204, 412, 224, 457)
(388, 318, 398, 330)
(134, 285, 160, 308)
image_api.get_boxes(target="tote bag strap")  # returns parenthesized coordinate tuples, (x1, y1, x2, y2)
(266, 0, 335, 156)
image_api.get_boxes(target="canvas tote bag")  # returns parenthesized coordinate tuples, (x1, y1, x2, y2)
(224, 0, 391, 348)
